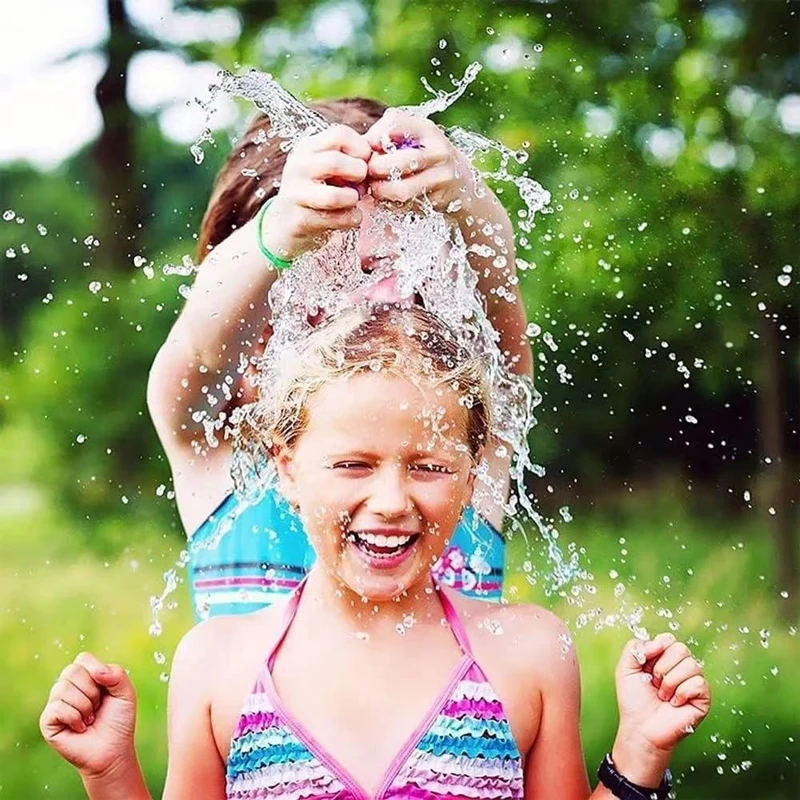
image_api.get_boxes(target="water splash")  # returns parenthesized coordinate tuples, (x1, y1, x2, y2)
(178, 62, 584, 620)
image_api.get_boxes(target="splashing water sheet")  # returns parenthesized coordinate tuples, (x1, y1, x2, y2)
(153, 62, 619, 647)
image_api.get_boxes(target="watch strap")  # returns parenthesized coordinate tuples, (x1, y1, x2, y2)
(597, 753, 672, 800)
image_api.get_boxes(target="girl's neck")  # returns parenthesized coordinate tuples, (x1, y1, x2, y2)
(300, 567, 448, 640)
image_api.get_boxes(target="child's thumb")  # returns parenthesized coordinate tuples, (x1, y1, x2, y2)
(94, 664, 136, 702)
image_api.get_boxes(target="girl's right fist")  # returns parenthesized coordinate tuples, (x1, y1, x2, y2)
(39, 652, 137, 779)
(260, 125, 372, 260)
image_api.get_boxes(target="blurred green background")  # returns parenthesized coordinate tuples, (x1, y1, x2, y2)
(0, 0, 797, 797)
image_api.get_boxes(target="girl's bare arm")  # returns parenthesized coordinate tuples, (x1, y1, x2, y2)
(161, 625, 228, 799)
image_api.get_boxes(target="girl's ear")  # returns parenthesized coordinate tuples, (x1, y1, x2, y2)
(273, 443, 299, 509)
(463, 451, 481, 507)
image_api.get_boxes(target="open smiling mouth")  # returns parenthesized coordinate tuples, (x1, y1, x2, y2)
(346, 531, 421, 560)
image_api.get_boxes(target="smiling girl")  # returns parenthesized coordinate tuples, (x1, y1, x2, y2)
(41, 305, 710, 800)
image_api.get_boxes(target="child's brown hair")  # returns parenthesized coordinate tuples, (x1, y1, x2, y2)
(198, 98, 387, 258)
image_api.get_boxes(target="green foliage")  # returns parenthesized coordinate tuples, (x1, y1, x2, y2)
(4, 271, 183, 537)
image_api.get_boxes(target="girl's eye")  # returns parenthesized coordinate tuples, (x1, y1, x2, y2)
(333, 462, 370, 471)
(413, 463, 450, 474)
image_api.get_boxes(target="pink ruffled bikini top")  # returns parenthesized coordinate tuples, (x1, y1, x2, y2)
(226, 578, 524, 799)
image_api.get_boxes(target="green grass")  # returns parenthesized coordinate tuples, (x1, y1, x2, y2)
(0, 492, 796, 798)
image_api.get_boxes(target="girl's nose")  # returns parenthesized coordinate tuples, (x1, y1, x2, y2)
(366, 468, 411, 518)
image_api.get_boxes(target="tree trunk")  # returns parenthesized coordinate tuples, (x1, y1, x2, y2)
(93, 0, 142, 270)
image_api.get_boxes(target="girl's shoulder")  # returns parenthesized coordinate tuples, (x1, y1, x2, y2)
(170, 600, 289, 695)
(448, 590, 578, 688)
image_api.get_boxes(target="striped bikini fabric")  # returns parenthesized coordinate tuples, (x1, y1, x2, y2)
(226, 581, 524, 800)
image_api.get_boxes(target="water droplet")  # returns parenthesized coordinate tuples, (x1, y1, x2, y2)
(5, 248, 16, 258)
(88, 281, 102, 294)
(76, 434, 86, 444)
(637, 221, 648, 231)
(542, 331, 558, 352)
(682, 227, 691, 235)
(777, 273, 791, 287)
(533, 43, 543, 53)
(486, 26, 495, 35)
(2, 209, 15, 221)
(685, 414, 698, 424)
(439, 39, 447, 49)
(525, 322, 541, 338)
(37, 223, 48, 236)
(483, 618, 504, 635)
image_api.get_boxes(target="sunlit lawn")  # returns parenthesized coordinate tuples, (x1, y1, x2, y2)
(1, 490, 797, 798)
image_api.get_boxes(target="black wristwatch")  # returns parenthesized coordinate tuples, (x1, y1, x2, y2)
(597, 753, 672, 800)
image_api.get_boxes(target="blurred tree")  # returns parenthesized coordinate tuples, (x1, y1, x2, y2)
(93, 0, 144, 270)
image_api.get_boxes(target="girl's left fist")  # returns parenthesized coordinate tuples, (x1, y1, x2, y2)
(616, 633, 711, 754)
(364, 111, 475, 213)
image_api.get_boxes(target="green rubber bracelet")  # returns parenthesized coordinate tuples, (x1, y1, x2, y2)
(255, 198, 293, 272)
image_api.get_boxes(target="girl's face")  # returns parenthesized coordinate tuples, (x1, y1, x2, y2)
(275, 371, 475, 601)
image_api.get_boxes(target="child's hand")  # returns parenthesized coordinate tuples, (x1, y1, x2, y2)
(39, 652, 137, 779)
(261, 125, 372, 260)
(612, 633, 711, 784)
(365, 111, 475, 214)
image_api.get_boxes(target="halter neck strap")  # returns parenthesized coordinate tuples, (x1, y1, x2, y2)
(266, 576, 307, 672)
(435, 582, 475, 659)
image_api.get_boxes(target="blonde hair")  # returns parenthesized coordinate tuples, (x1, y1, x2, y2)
(231, 304, 491, 496)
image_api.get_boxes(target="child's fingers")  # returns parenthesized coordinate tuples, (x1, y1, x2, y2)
(650, 640, 692, 689)
(671, 674, 711, 711)
(48, 680, 96, 723)
(371, 166, 452, 204)
(306, 125, 372, 160)
(307, 207, 363, 232)
(299, 182, 360, 211)
(368, 148, 430, 180)
(364, 112, 438, 151)
(656, 655, 702, 702)
(74, 651, 113, 681)
(92, 663, 136, 702)
(57, 663, 103, 710)
(305, 151, 369, 184)
(40, 699, 88, 736)
(617, 633, 675, 677)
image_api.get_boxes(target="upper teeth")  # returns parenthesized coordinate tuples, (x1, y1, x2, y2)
(356, 533, 412, 548)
